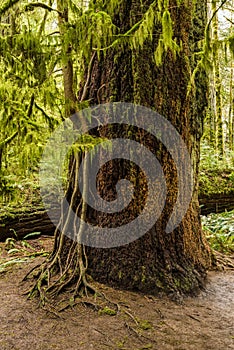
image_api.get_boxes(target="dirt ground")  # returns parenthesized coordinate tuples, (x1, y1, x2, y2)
(0, 237, 233, 350)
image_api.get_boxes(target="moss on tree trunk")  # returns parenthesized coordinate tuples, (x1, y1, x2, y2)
(29, 0, 211, 302)
(80, 0, 211, 295)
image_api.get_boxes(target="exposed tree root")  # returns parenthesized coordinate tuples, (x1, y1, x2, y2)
(23, 150, 120, 314)
(211, 251, 234, 270)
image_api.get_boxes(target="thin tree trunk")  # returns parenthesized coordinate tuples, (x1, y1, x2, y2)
(212, 0, 224, 155)
(207, 0, 216, 147)
(228, 0, 234, 151)
(57, 0, 77, 116)
(229, 60, 233, 151)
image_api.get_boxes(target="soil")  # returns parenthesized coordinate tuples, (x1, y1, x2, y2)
(0, 237, 233, 350)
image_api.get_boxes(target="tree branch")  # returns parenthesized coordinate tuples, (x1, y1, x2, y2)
(92, 18, 143, 51)
(207, 0, 229, 32)
(224, 16, 234, 25)
(0, 131, 18, 148)
(25, 2, 62, 16)
(80, 52, 96, 102)
(27, 94, 35, 119)
(34, 102, 54, 129)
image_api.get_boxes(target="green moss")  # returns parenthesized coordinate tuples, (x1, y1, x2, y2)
(155, 278, 164, 289)
(115, 336, 128, 349)
(199, 169, 234, 197)
(98, 306, 117, 316)
(138, 345, 153, 350)
(141, 266, 146, 283)
(199, 142, 234, 197)
(0, 204, 45, 221)
(138, 319, 153, 331)
(172, 273, 197, 293)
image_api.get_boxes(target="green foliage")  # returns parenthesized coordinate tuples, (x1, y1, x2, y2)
(0, 2, 63, 204)
(0, 173, 42, 206)
(138, 319, 153, 331)
(98, 306, 117, 316)
(188, 0, 233, 96)
(0, 258, 28, 273)
(67, 6, 118, 61)
(0, 0, 232, 209)
(199, 142, 234, 196)
(133, 1, 181, 64)
(122, 1, 180, 66)
(202, 210, 234, 254)
(70, 134, 110, 154)
(200, 142, 234, 172)
(227, 34, 234, 58)
(162, 10, 173, 49)
(0, 0, 128, 205)
(0, 234, 49, 274)
(0, 0, 20, 16)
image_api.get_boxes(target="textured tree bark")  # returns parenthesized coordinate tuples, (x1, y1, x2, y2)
(31, 0, 211, 300)
(75, 0, 211, 295)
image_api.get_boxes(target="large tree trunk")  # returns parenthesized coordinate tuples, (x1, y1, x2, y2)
(31, 0, 211, 301)
(78, 0, 211, 295)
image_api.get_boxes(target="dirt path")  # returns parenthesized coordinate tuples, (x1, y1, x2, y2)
(0, 240, 233, 350)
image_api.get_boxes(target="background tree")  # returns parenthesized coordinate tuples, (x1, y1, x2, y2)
(212, 0, 224, 155)
(227, 0, 234, 151)
(204, 0, 234, 155)
(0, 0, 63, 203)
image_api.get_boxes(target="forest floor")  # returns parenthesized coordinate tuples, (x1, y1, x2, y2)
(0, 237, 233, 350)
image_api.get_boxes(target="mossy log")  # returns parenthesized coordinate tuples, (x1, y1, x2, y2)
(0, 191, 234, 242)
(0, 206, 60, 241)
(199, 192, 234, 216)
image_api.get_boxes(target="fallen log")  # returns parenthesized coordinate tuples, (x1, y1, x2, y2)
(0, 206, 60, 241)
(0, 192, 234, 242)
(199, 192, 234, 216)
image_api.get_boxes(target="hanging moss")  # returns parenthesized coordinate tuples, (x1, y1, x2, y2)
(0, 0, 20, 16)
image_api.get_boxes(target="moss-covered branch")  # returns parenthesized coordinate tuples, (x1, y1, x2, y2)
(0, 131, 18, 148)
(0, 0, 20, 16)
(24, 2, 62, 15)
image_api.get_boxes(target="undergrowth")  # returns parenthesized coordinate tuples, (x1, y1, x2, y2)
(202, 210, 234, 254)
(199, 142, 234, 197)
(0, 234, 49, 274)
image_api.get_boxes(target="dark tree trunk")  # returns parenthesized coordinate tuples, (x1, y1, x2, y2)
(31, 0, 211, 300)
(77, 0, 211, 295)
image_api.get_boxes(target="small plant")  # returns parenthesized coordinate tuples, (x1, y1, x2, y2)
(202, 210, 234, 254)
(4, 237, 17, 251)
(98, 306, 117, 316)
(0, 235, 50, 274)
(137, 318, 153, 331)
(199, 142, 234, 197)
(138, 345, 153, 350)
